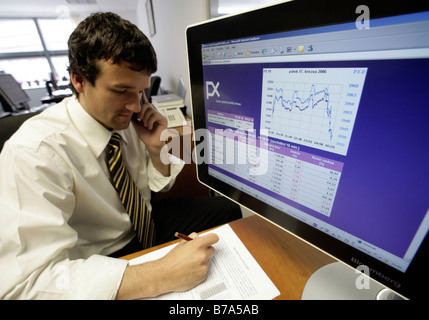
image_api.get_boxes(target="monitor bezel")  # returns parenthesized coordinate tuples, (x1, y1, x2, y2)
(186, 0, 429, 299)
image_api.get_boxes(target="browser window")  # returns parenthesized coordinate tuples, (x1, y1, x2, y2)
(199, 11, 429, 273)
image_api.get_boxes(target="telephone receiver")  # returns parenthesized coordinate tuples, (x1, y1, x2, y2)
(131, 91, 145, 122)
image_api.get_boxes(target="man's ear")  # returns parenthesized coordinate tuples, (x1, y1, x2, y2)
(70, 72, 85, 94)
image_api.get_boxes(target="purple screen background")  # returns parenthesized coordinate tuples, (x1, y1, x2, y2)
(203, 59, 429, 258)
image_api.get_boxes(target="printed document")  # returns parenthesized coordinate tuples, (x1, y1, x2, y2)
(129, 224, 280, 300)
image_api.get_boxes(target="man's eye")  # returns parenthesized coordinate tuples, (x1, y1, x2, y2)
(113, 89, 127, 94)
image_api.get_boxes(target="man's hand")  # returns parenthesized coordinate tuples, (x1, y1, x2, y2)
(156, 233, 219, 292)
(116, 233, 220, 300)
(132, 91, 169, 176)
(132, 91, 168, 151)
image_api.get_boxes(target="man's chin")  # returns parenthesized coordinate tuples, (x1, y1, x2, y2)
(110, 118, 132, 130)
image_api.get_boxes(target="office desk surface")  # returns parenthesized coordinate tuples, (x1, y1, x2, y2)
(122, 214, 335, 300)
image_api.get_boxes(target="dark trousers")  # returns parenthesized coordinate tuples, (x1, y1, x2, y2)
(109, 196, 241, 258)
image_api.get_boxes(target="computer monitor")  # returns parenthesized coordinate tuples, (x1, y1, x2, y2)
(0, 73, 30, 112)
(186, 0, 429, 299)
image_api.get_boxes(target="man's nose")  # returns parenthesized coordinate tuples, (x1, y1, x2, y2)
(125, 92, 143, 113)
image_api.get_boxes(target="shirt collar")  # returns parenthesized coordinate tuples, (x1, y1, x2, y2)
(67, 96, 114, 158)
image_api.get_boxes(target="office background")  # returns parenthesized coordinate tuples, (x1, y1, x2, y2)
(0, 0, 283, 115)
(1, 0, 284, 217)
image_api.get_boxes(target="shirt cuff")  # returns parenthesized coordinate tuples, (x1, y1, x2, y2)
(148, 154, 185, 192)
(66, 255, 128, 299)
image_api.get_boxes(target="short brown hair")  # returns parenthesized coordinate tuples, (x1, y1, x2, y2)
(67, 12, 157, 96)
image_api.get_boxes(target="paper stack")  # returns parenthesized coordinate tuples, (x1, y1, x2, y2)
(151, 93, 184, 109)
(130, 224, 280, 300)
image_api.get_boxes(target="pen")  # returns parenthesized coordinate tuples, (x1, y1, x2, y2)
(175, 232, 193, 241)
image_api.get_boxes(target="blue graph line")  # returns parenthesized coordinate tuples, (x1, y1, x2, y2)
(273, 84, 333, 140)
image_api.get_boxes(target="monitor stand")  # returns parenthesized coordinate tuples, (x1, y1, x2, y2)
(301, 262, 404, 300)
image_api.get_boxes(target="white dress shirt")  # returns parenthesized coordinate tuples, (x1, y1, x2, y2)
(0, 96, 184, 299)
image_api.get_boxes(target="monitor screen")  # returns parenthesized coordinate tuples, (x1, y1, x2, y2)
(186, 1, 429, 299)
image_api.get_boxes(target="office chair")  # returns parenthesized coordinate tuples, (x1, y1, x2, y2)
(0, 112, 39, 152)
(144, 76, 161, 103)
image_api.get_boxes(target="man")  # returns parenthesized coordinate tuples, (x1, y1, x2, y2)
(0, 12, 240, 299)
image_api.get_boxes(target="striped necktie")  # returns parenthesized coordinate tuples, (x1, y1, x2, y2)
(105, 133, 155, 249)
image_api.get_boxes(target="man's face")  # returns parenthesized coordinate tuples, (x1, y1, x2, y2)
(77, 60, 151, 130)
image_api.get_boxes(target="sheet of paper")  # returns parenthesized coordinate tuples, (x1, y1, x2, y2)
(129, 224, 280, 300)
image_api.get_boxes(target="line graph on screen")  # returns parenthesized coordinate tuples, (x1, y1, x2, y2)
(260, 68, 367, 156)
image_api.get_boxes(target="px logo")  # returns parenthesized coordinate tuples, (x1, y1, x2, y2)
(206, 81, 220, 99)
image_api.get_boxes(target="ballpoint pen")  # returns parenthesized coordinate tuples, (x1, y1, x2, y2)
(174, 232, 193, 241)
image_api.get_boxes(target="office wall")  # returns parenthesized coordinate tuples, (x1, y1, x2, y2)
(136, 0, 209, 116)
